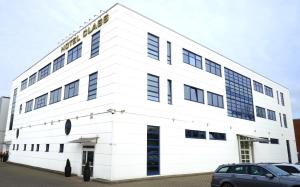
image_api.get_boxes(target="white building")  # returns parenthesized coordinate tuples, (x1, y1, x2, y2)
(0, 96, 10, 152)
(4, 3, 297, 181)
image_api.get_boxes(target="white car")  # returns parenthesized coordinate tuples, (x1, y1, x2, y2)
(274, 163, 300, 176)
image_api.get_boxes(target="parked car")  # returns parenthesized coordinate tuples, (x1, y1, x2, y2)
(211, 163, 300, 187)
(274, 163, 300, 176)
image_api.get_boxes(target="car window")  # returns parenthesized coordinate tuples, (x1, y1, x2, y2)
(276, 165, 300, 173)
(249, 166, 271, 176)
(232, 166, 247, 174)
(217, 166, 230, 173)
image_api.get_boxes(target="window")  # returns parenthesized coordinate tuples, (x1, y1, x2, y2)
(36, 144, 40, 152)
(21, 78, 28, 91)
(276, 165, 300, 174)
(38, 63, 51, 81)
(185, 129, 206, 139)
(248, 165, 271, 176)
(19, 104, 22, 114)
(147, 125, 160, 176)
(53, 54, 65, 72)
(34, 93, 48, 109)
(45, 144, 49, 152)
(25, 100, 33, 113)
(253, 81, 263, 93)
(31, 144, 34, 151)
(259, 137, 269, 144)
(9, 88, 17, 130)
(16, 144, 19, 151)
(13, 144, 15, 150)
(231, 165, 247, 174)
(91, 31, 100, 58)
(256, 106, 266, 118)
(23, 144, 26, 151)
(283, 114, 287, 128)
(59, 144, 64, 153)
(270, 138, 279, 144)
(279, 113, 282, 127)
(28, 73, 36, 86)
(280, 92, 285, 106)
(64, 80, 79, 99)
(88, 72, 98, 100)
(167, 41, 171, 64)
(265, 85, 273, 97)
(147, 74, 160, 102)
(167, 79, 172, 104)
(267, 109, 276, 121)
(49, 87, 62, 104)
(67, 43, 82, 63)
(147, 33, 159, 60)
(225, 68, 255, 121)
(209, 132, 226, 140)
(205, 59, 221, 77)
(184, 85, 204, 103)
(217, 166, 231, 173)
(207, 92, 224, 108)
(183, 49, 202, 69)
(276, 91, 280, 104)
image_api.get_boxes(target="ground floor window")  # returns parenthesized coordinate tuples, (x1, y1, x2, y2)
(147, 125, 160, 176)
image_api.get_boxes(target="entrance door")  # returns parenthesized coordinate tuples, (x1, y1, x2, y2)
(238, 136, 253, 163)
(81, 147, 94, 177)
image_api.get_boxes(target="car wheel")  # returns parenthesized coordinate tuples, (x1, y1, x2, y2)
(221, 182, 234, 187)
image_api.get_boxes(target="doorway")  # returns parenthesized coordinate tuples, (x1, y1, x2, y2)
(238, 136, 254, 163)
(81, 146, 95, 177)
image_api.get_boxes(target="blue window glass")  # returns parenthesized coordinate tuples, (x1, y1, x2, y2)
(280, 92, 285, 106)
(267, 109, 276, 121)
(64, 80, 79, 99)
(207, 91, 224, 108)
(28, 73, 36, 86)
(183, 49, 202, 69)
(25, 100, 33, 113)
(38, 63, 51, 81)
(49, 87, 62, 104)
(167, 41, 171, 64)
(67, 43, 82, 64)
(184, 85, 204, 103)
(256, 106, 266, 118)
(185, 129, 206, 139)
(9, 88, 17, 130)
(147, 125, 160, 176)
(91, 31, 100, 58)
(209, 132, 226, 141)
(253, 80, 263, 93)
(53, 54, 65, 72)
(147, 74, 159, 102)
(224, 68, 255, 121)
(88, 72, 98, 100)
(34, 93, 48, 109)
(283, 114, 287, 128)
(265, 85, 273, 97)
(21, 78, 28, 91)
(205, 59, 221, 77)
(167, 79, 172, 105)
(147, 33, 159, 60)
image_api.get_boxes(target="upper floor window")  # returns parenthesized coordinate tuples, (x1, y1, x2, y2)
(53, 54, 65, 72)
(184, 84, 204, 104)
(25, 100, 33, 113)
(283, 114, 287, 128)
(147, 74, 159, 102)
(88, 72, 98, 100)
(209, 132, 226, 141)
(267, 109, 276, 121)
(49, 87, 62, 104)
(38, 63, 51, 81)
(205, 59, 221, 77)
(167, 41, 171, 64)
(91, 31, 100, 58)
(34, 93, 48, 109)
(147, 33, 159, 60)
(207, 91, 224, 108)
(31, 144, 34, 151)
(264, 85, 273, 97)
(67, 43, 82, 64)
(279, 113, 283, 127)
(256, 106, 266, 118)
(28, 73, 37, 86)
(253, 81, 263, 93)
(64, 80, 79, 99)
(36, 144, 40, 152)
(183, 49, 202, 69)
(280, 92, 285, 106)
(21, 78, 28, 91)
(167, 79, 172, 105)
(185, 129, 206, 139)
(45, 144, 50, 152)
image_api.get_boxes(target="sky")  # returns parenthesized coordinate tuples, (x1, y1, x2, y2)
(0, 0, 299, 118)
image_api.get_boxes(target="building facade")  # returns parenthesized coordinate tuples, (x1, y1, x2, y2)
(0, 96, 10, 152)
(4, 3, 297, 181)
(293, 119, 300, 162)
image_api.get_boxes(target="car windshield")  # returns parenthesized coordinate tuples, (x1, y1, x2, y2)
(266, 165, 290, 176)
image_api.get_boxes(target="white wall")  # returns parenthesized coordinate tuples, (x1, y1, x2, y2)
(0, 97, 10, 152)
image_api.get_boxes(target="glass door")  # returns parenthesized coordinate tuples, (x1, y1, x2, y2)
(238, 136, 253, 163)
(81, 150, 94, 177)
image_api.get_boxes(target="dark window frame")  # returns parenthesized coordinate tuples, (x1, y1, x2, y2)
(53, 54, 65, 72)
(91, 31, 100, 58)
(38, 63, 51, 81)
(185, 129, 206, 139)
(184, 84, 204, 104)
(147, 33, 159, 60)
(205, 59, 221, 77)
(67, 43, 82, 64)
(49, 87, 62, 104)
(64, 80, 79, 100)
(209, 132, 226, 141)
(183, 48, 202, 69)
(147, 74, 160, 102)
(207, 91, 224, 108)
(88, 72, 98, 100)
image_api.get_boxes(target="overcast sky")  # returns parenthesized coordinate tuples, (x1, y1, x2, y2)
(0, 0, 299, 118)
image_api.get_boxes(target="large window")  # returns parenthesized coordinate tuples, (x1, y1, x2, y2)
(207, 91, 224, 108)
(91, 31, 100, 58)
(209, 132, 226, 141)
(38, 63, 51, 81)
(183, 49, 202, 69)
(28, 73, 37, 86)
(88, 72, 98, 100)
(21, 78, 28, 91)
(147, 125, 160, 176)
(185, 129, 206, 139)
(167, 79, 172, 105)
(147, 74, 160, 102)
(25, 100, 33, 113)
(167, 41, 171, 64)
(49, 87, 62, 104)
(264, 85, 273, 97)
(9, 88, 17, 130)
(253, 81, 263, 93)
(205, 59, 221, 77)
(53, 54, 65, 72)
(283, 114, 287, 128)
(147, 33, 159, 60)
(67, 43, 82, 64)
(184, 85, 204, 103)
(64, 80, 79, 99)
(256, 106, 266, 118)
(225, 68, 255, 121)
(34, 93, 48, 109)
(280, 92, 285, 106)
(267, 109, 276, 121)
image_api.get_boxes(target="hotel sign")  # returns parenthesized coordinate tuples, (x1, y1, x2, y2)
(61, 14, 109, 52)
